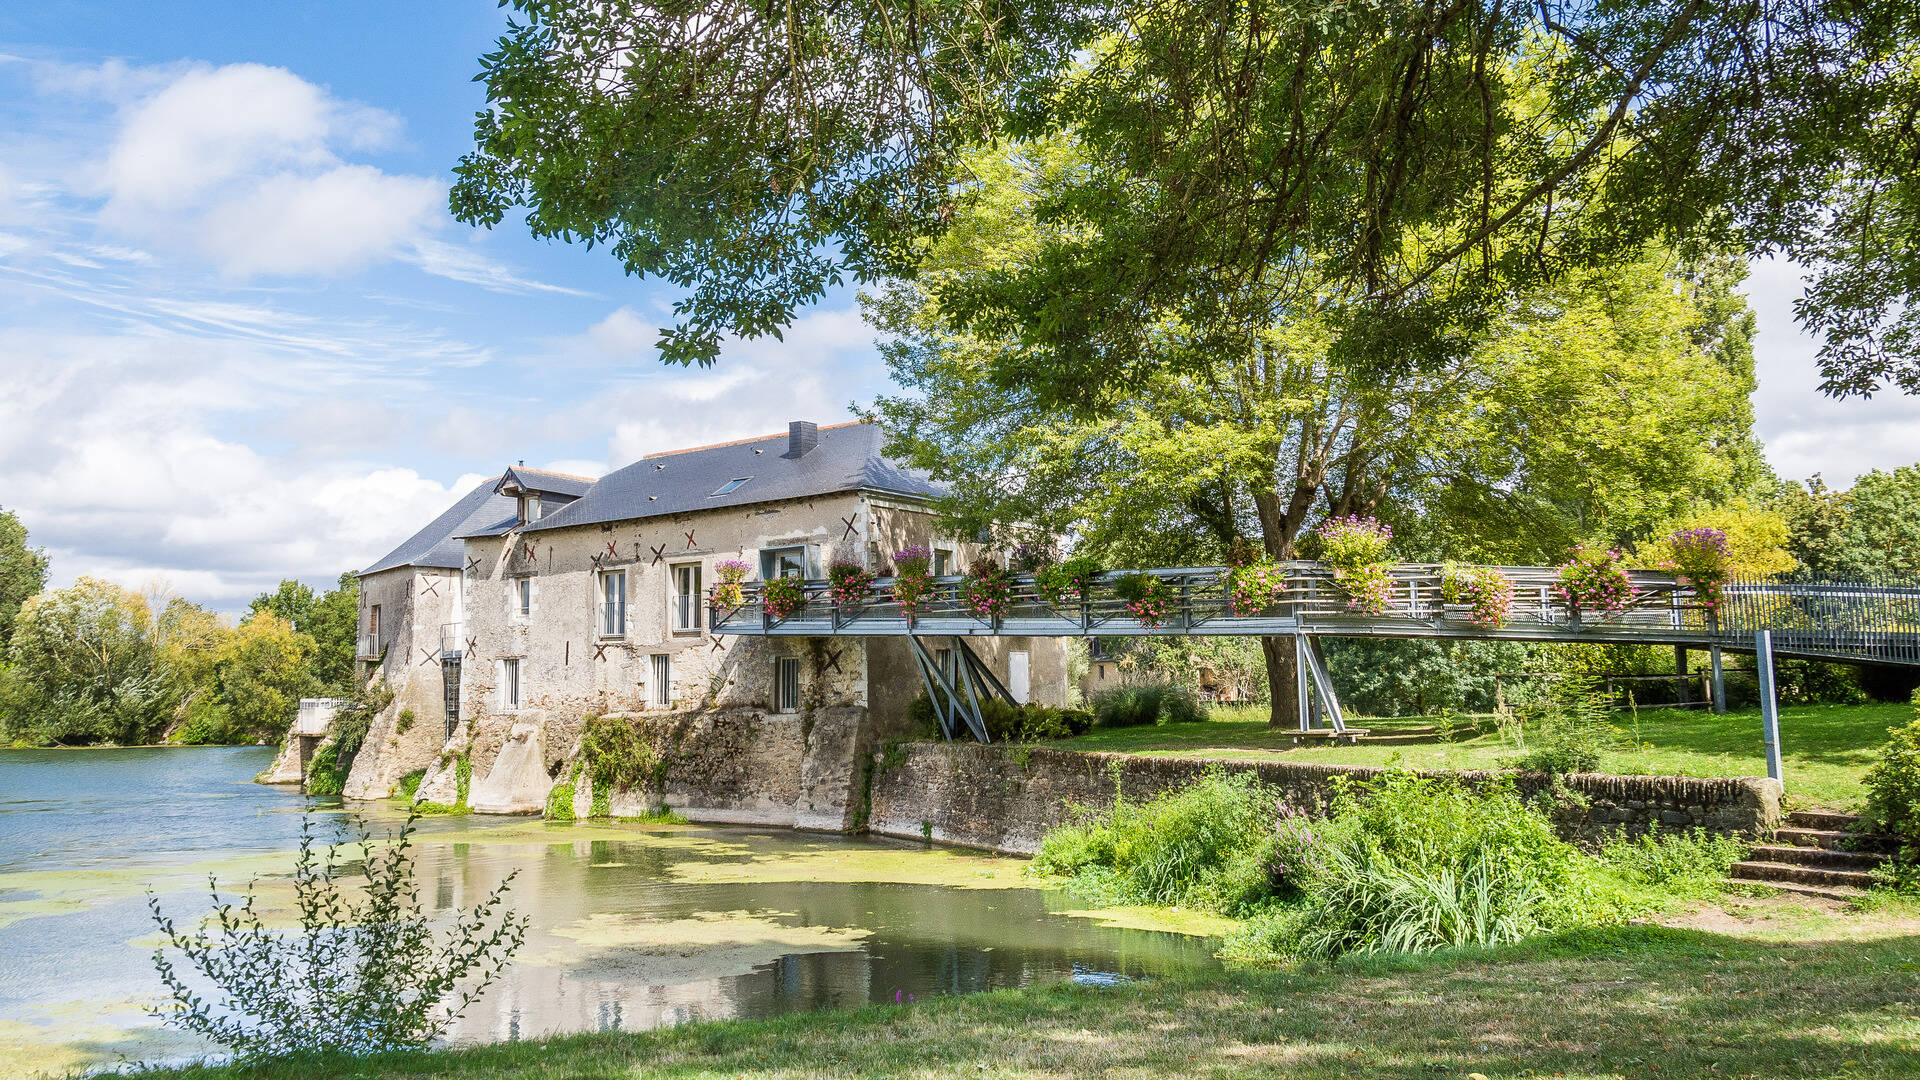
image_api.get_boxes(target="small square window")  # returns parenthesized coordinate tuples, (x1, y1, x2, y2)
(710, 477, 753, 497)
(760, 546, 808, 580)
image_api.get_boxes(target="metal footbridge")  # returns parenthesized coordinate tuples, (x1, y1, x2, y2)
(709, 563, 1920, 748)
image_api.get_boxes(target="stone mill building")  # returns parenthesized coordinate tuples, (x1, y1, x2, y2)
(325, 420, 1070, 827)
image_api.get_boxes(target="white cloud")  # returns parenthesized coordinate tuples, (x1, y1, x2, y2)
(1744, 257, 1920, 484)
(84, 61, 442, 279)
(198, 165, 444, 276)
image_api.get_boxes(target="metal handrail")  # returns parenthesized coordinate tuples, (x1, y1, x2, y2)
(709, 563, 1920, 667)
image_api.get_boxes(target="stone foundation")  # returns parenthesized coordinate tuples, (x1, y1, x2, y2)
(865, 743, 1783, 855)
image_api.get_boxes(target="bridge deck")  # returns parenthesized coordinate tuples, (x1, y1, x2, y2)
(710, 563, 1920, 668)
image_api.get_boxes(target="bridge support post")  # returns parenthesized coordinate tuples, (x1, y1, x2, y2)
(1294, 634, 1312, 731)
(1756, 630, 1784, 788)
(1709, 646, 1726, 715)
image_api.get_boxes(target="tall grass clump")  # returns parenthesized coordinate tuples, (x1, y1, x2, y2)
(1598, 827, 1749, 898)
(1032, 769, 1279, 914)
(1224, 774, 1620, 962)
(1089, 681, 1205, 728)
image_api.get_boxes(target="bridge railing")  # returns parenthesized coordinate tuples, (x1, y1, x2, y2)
(709, 562, 1920, 664)
(715, 563, 1706, 635)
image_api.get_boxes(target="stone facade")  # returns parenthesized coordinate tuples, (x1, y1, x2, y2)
(866, 743, 1783, 854)
(338, 430, 1071, 825)
(340, 564, 466, 799)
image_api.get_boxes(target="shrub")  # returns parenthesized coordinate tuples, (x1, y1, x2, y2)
(578, 714, 666, 793)
(1863, 712, 1920, 867)
(761, 576, 807, 620)
(1439, 563, 1514, 628)
(979, 701, 1095, 741)
(962, 562, 1015, 620)
(1508, 674, 1615, 774)
(545, 761, 582, 821)
(303, 681, 395, 796)
(1665, 526, 1730, 614)
(394, 769, 426, 803)
(1035, 556, 1101, 607)
(890, 545, 935, 613)
(1226, 562, 1290, 616)
(173, 700, 239, 745)
(1281, 774, 1601, 960)
(394, 708, 415, 736)
(712, 558, 752, 608)
(1032, 769, 1281, 915)
(1090, 681, 1205, 727)
(827, 559, 875, 607)
(1598, 828, 1749, 897)
(1315, 516, 1395, 615)
(1556, 545, 1635, 616)
(1112, 572, 1174, 627)
(148, 813, 526, 1059)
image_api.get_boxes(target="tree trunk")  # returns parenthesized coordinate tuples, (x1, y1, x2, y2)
(1262, 635, 1300, 729)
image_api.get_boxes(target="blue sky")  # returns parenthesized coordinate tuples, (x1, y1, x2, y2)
(2, 1, 1917, 613)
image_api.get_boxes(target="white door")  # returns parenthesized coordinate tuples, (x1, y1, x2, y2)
(1008, 650, 1031, 704)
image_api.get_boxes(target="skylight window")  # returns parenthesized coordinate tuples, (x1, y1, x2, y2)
(710, 477, 752, 497)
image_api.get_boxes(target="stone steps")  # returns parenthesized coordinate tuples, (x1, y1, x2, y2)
(1726, 808, 1897, 897)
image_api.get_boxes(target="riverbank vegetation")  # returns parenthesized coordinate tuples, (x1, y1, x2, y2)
(1057, 699, 1910, 810)
(118, 919, 1920, 1080)
(0, 508, 360, 747)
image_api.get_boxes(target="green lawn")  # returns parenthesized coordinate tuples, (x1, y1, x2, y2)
(1056, 701, 1916, 810)
(126, 907, 1920, 1080)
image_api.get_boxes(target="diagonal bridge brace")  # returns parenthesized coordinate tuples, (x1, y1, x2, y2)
(907, 636, 1013, 744)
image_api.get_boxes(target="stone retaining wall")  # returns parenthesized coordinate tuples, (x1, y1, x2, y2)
(866, 743, 1782, 855)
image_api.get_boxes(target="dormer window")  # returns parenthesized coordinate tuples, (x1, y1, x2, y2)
(710, 477, 752, 497)
(518, 494, 542, 524)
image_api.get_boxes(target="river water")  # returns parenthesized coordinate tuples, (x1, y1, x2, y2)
(0, 747, 1218, 1074)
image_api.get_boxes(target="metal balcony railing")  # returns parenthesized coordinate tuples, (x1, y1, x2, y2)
(356, 633, 382, 660)
(440, 622, 467, 657)
(708, 562, 1920, 667)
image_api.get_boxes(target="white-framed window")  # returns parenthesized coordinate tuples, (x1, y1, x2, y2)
(760, 545, 808, 581)
(672, 563, 703, 632)
(650, 653, 672, 707)
(598, 569, 627, 638)
(933, 545, 955, 577)
(518, 494, 542, 524)
(513, 577, 532, 619)
(499, 658, 522, 711)
(775, 656, 802, 712)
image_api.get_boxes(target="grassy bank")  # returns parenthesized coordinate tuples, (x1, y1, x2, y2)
(1056, 701, 1911, 809)
(126, 909, 1920, 1080)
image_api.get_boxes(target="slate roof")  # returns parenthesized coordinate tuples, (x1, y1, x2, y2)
(458, 467, 599, 538)
(360, 476, 516, 575)
(516, 421, 943, 535)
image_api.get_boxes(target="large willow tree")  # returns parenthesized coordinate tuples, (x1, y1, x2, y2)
(455, 0, 1920, 395)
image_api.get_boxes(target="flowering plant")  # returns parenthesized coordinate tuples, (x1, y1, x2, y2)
(1009, 539, 1056, 573)
(1439, 563, 1515, 628)
(1226, 562, 1290, 616)
(962, 562, 1016, 620)
(827, 559, 875, 607)
(1267, 799, 1319, 894)
(1113, 572, 1174, 628)
(1665, 526, 1730, 612)
(1035, 555, 1102, 607)
(1315, 516, 1395, 615)
(889, 545, 935, 614)
(761, 575, 808, 620)
(1556, 545, 1635, 616)
(712, 558, 752, 608)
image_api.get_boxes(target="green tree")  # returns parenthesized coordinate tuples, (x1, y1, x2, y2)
(218, 615, 319, 743)
(1, 577, 169, 746)
(1840, 465, 1920, 580)
(248, 573, 359, 691)
(0, 507, 49, 647)
(866, 138, 1761, 722)
(453, 1, 1920, 395)
(1773, 474, 1857, 578)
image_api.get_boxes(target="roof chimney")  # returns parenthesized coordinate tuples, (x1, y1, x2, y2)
(787, 420, 819, 457)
